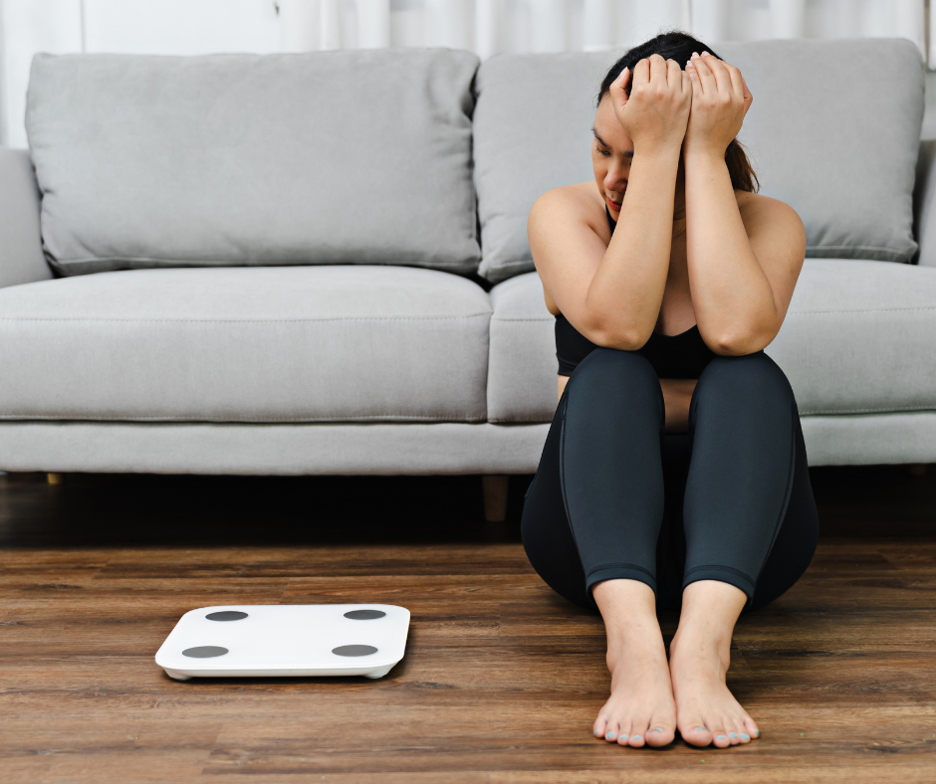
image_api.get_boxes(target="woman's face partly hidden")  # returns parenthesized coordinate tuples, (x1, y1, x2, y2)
(592, 93, 634, 217)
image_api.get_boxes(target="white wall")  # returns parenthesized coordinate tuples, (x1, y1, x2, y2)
(0, 0, 931, 148)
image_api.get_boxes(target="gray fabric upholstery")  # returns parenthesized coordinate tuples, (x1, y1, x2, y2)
(798, 413, 936, 466)
(473, 38, 924, 283)
(473, 50, 616, 283)
(488, 272, 556, 423)
(3, 43, 933, 477)
(0, 265, 491, 422)
(765, 259, 936, 416)
(717, 38, 923, 264)
(25, 49, 481, 276)
(0, 422, 553, 475)
(485, 259, 936, 422)
(0, 414, 935, 475)
(0, 148, 52, 288)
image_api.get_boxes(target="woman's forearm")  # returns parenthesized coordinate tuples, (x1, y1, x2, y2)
(584, 148, 681, 348)
(683, 151, 777, 351)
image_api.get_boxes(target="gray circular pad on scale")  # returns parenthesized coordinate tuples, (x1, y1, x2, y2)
(206, 611, 248, 621)
(344, 610, 386, 620)
(332, 644, 379, 657)
(183, 646, 229, 658)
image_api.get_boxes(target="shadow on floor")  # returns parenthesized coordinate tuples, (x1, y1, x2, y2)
(1, 462, 933, 548)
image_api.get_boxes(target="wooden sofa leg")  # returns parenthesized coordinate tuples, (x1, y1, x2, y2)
(482, 475, 509, 523)
(47, 472, 64, 485)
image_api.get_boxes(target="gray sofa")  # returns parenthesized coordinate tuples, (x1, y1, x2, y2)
(1, 38, 935, 514)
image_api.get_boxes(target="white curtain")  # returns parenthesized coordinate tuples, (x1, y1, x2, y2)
(0, 0, 931, 146)
(280, 0, 927, 60)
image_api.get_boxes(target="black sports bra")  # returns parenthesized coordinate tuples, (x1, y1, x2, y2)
(554, 206, 718, 379)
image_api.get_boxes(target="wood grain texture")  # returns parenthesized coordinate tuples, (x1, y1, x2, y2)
(2, 465, 936, 782)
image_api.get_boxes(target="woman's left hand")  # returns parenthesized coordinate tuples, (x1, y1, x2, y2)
(684, 51, 752, 158)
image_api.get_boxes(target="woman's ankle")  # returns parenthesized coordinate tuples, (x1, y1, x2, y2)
(593, 579, 664, 655)
(669, 625, 731, 677)
(668, 581, 747, 674)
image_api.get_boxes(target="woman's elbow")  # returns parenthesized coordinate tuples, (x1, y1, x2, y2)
(582, 320, 645, 351)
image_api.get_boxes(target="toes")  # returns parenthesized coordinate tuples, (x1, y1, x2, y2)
(743, 716, 760, 740)
(679, 722, 713, 747)
(626, 717, 648, 747)
(730, 717, 747, 744)
(724, 718, 741, 745)
(594, 713, 611, 739)
(603, 719, 619, 743)
(615, 718, 631, 746)
(711, 728, 731, 748)
(645, 723, 675, 747)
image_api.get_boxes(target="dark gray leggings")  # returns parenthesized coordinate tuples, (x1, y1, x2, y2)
(521, 347, 819, 614)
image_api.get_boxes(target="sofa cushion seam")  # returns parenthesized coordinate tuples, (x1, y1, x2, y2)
(50, 256, 478, 268)
(0, 414, 488, 422)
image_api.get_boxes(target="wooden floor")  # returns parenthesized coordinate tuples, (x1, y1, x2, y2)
(3, 465, 936, 783)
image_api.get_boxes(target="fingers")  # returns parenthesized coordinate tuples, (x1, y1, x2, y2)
(648, 53, 668, 85)
(665, 57, 682, 88)
(611, 65, 631, 105)
(689, 51, 717, 95)
(722, 60, 746, 101)
(680, 68, 692, 98)
(612, 65, 631, 91)
(685, 56, 701, 93)
(633, 56, 651, 88)
(619, 66, 632, 92)
(700, 51, 733, 95)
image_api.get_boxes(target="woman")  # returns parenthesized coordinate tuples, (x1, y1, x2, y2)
(521, 32, 819, 750)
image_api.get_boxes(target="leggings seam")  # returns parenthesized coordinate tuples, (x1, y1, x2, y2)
(586, 562, 656, 579)
(684, 563, 756, 589)
(557, 395, 578, 549)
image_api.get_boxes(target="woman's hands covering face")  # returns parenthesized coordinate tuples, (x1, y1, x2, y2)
(611, 51, 752, 158)
(610, 53, 691, 157)
(684, 51, 753, 157)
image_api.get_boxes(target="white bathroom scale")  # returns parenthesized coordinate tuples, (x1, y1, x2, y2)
(155, 604, 410, 681)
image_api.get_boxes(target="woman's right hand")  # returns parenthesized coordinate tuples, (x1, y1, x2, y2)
(609, 54, 691, 157)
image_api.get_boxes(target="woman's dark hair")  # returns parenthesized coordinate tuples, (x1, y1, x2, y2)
(596, 30, 759, 193)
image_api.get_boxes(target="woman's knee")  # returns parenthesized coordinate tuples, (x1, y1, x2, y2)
(694, 351, 795, 408)
(567, 347, 660, 399)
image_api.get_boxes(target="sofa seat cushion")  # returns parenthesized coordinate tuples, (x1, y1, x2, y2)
(0, 265, 491, 423)
(487, 272, 557, 423)
(486, 260, 936, 422)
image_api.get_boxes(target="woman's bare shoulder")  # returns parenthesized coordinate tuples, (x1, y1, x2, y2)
(736, 190, 804, 231)
(531, 182, 609, 318)
(530, 181, 610, 239)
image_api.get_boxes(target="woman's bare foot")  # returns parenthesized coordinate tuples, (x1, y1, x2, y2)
(667, 582, 761, 748)
(591, 579, 677, 748)
(593, 633, 677, 747)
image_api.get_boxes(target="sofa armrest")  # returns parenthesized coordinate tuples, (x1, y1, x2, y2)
(0, 148, 52, 287)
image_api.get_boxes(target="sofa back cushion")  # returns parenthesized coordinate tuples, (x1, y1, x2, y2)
(473, 37, 924, 283)
(25, 49, 481, 276)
